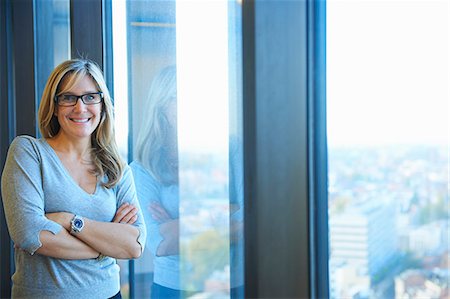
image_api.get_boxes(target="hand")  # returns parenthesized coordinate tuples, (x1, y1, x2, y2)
(46, 212, 73, 231)
(157, 219, 180, 256)
(113, 202, 138, 224)
(149, 202, 172, 223)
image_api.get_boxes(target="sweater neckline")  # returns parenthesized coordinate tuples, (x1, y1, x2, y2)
(40, 138, 99, 197)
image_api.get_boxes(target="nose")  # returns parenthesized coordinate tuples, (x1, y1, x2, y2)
(72, 97, 87, 111)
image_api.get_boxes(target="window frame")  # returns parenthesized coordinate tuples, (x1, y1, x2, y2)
(1, 0, 37, 295)
(0, 1, 13, 297)
(307, 1, 329, 298)
(242, 1, 327, 298)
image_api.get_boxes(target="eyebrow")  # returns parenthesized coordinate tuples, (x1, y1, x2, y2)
(61, 91, 100, 95)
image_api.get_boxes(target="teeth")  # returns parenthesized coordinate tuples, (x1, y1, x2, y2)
(71, 118, 89, 123)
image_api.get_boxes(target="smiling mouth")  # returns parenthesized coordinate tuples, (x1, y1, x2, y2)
(70, 118, 90, 123)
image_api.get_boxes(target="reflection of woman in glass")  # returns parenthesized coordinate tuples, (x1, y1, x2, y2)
(132, 65, 244, 298)
(130, 66, 185, 298)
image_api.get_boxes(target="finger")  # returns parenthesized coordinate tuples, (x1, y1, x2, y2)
(148, 203, 161, 214)
(149, 208, 168, 222)
(115, 206, 135, 223)
(151, 203, 167, 215)
(128, 215, 138, 225)
(115, 203, 130, 216)
(149, 203, 171, 220)
(159, 209, 171, 220)
(113, 208, 126, 223)
(151, 213, 164, 222)
(113, 203, 134, 223)
(120, 207, 138, 224)
(148, 205, 164, 221)
(149, 206, 164, 219)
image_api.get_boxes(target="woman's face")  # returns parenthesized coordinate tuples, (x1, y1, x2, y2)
(54, 75, 103, 141)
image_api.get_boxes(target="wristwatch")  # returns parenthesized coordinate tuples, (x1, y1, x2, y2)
(70, 215, 85, 234)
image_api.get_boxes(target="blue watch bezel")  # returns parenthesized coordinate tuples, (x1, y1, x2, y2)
(71, 215, 84, 234)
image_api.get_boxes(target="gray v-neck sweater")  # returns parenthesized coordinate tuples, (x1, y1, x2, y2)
(1, 136, 146, 298)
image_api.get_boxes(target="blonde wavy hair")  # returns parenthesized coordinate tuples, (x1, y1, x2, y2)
(38, 59, 124, 188)
(134, 65, 177, 185)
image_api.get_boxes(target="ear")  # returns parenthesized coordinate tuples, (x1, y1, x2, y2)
(53, 104, 59, 116)
(101, 104, 106, 118)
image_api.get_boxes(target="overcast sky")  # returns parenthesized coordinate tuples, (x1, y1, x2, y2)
(327, 0, 449, 147)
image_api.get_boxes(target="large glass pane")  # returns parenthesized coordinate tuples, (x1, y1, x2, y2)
(112, 1, 132, 295)
(327, 1, 449, 298)
(112, 1, 243, 298)
(35, 0, 70, 105)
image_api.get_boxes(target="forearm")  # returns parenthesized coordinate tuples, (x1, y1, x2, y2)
(36, 230, 99, 260)
(156, 237, 179, 256)
(47, 209, 142, 259)
(76, 218, 142, 259)
(156, 220, 179, 256)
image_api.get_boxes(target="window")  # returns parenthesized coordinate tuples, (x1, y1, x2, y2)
(35, 0, 70, 106)
(111, 0, 243, 297)
(327, 1, 449, 298)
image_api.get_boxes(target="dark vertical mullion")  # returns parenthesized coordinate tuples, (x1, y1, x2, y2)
(12, 0, 37, 137)
(243, 1, 310, 298)
(103, 0, 114, 95)
(0, 0, 13, 297)
(242, 0, 257, 297)
(1, 0, 38, 296)
(308, 1, 329, 298)
(70, 0, 103, 67)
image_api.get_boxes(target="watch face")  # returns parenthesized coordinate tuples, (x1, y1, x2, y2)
(74, 219, 83, 229)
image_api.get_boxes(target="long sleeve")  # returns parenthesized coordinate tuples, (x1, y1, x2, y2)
(1, 136, 62, 255)
(130, 161, 165, 255)
(115, 165, 147, 253)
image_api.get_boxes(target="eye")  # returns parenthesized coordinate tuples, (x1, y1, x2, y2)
(83, 93, 100, 102)
(63, 95, 77, 102)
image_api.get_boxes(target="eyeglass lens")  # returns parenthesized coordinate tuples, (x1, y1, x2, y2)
(57, 93, 102, 106)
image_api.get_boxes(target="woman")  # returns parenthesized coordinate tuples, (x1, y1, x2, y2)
(1, 59, 146, 298)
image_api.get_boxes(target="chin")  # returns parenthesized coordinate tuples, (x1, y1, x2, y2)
(69, 129, 96, 139)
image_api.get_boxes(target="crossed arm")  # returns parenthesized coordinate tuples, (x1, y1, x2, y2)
(2, 138, 145, 261)
(36, 203, 141, 260)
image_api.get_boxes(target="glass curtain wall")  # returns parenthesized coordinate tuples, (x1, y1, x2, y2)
(111, 1, 244, 298)
(327, 1, 449, 298)
(35, 0, 70, 107)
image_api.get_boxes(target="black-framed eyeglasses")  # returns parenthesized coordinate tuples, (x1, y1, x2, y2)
(55, 92, 103, 107)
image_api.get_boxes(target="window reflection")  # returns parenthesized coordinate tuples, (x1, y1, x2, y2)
(130, 64, 243, 298)
(131, 66, 181, 297)
(114, 0, 244, 298)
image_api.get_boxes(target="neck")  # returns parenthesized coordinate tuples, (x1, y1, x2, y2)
(48, 133, 92, 159)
